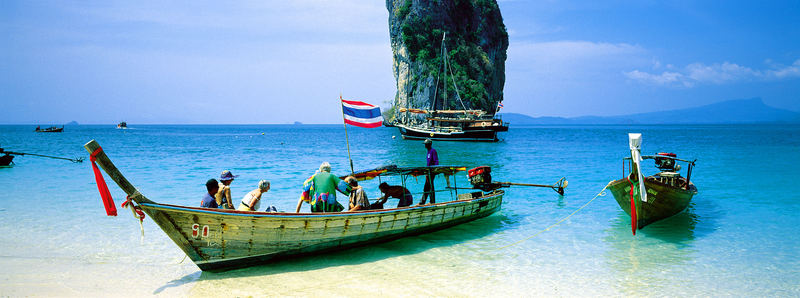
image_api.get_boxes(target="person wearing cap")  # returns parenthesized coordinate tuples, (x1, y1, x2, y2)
(216, 170, 238, 209)
(201, 179, 220, 208)
(419, 139, 439, 205)
(344, 176, 371, 212)
(238, 180, 270, 211)
(295, 162, 351, 213)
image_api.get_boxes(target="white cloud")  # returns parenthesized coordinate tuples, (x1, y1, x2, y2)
(511, 40, 643, 61)
(625, 59, 800, 87)
(507, 40, 647, 79)
(624, 70, 688, 86)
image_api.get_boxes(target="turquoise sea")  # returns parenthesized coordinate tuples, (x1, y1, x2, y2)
(1, 124, 798, 296)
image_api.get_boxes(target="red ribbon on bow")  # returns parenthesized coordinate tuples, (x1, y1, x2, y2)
(90, 147, 117, 216)
(628, 178, 637, 235)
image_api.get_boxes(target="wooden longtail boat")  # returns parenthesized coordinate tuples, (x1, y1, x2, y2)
(607, 133, 698, 234)
(35, 125, 64, 132)
(84, 140, 505, 271)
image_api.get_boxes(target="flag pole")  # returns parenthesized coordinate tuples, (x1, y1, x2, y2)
(340, 94, 355, 175)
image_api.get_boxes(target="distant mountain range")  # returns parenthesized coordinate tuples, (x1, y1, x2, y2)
(501, 98, 800, 125)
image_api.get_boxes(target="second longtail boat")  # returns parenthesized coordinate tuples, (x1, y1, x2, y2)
(607, 133, 699, 234)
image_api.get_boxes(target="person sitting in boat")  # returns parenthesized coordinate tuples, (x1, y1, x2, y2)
(238, 180, 270, 212)
(344, 176, 370, 212)
(295, 162, 350, 213)
(201, 179, 220, 208)
(375, 182, 413, 209)
(216, 170, 238, 209)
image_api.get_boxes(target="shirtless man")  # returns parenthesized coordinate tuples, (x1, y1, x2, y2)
(376, 182, 413, 208)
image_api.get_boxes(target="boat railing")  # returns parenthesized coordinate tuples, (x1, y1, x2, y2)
(623, 155, 695, 164)
(622, 156, 696, 190)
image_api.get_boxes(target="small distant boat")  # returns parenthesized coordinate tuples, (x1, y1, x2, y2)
(35, 126, 64, 133)
(84, 140, 510, 271)
(607, 133, 698, 234)
(117, 121, 127, 129)
(0, 154, 14, 166)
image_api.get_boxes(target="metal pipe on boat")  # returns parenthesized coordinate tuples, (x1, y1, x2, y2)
(3, 150, 84, 163)
(685, 160, 696, 190)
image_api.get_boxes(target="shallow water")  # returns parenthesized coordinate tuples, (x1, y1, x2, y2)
(1, 124, 798, 296)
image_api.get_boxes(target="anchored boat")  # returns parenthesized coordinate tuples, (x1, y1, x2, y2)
(84, 140, 507, 271)
(393, 33, 508, 142)
(607, 133, 698, 234)
(0, 154, 13, 166)
(35, 125, 64, 132)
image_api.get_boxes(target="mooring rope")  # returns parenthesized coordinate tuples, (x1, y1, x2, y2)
(498, 182, 611, 250)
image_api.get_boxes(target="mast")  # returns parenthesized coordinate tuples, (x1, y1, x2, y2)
(441, 32, 447, 112)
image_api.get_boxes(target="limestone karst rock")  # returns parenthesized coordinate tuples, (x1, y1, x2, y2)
(386, 0, 508, 124)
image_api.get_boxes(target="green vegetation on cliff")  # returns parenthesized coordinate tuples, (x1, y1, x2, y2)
(397, 0, 508, 110)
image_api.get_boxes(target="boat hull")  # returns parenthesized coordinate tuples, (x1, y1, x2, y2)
(35, 127, 63, 132)
(396, 123, 501, 142)
(608, 178, 697, 229)
(0, 155, 13, 166)
(140, 191, 504, 271)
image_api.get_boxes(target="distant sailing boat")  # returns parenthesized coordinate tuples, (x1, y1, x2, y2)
(394, 32, 508, 142)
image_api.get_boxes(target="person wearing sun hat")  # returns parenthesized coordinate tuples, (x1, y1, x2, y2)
(215, 170, 238, 209)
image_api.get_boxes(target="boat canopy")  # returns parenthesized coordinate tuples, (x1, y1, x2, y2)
(341, 165, 468, 181)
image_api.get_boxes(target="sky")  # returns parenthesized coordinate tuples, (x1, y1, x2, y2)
(1, 0, 799, 124)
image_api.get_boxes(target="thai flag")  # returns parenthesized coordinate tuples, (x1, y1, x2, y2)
(497, 101, 504, 109)
(341, 99, 383, 128)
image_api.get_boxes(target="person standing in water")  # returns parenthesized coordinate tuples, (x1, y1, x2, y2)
(296, 162, 350, 212)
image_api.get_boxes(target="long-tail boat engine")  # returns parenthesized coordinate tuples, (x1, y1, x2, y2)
(468, 166, 502, 191)
(653, 152, 683, 187)
(468, 166, 567, 194)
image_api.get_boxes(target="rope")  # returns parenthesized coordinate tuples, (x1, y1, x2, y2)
(498, 182, 611, 250)
(121, 195, 145, 238)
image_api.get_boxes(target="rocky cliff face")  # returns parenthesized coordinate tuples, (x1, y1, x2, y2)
(386, 0, 508, 123)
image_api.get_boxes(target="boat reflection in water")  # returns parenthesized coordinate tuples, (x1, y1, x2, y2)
(603, 205, 700, 295)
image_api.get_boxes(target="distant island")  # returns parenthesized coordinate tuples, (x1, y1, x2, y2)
(66, 121, 79, 125)
(501, 98, 800, 125)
